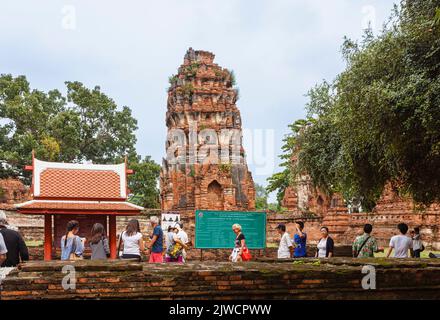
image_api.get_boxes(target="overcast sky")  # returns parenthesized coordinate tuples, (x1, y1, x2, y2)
(1, 0, 397, 201)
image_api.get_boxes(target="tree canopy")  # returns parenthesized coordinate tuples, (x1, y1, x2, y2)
(268, 0, 440, 210)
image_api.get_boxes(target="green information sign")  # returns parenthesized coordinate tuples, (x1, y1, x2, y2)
(195, 210, 266, 249)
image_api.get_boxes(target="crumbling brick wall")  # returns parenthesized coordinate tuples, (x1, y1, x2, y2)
(2, 258, 440, 300)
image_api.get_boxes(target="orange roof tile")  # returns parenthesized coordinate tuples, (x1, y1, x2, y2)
(39, 169, 121, 199)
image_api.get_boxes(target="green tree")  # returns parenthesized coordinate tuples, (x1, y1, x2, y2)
(0, 74, 70, 181)
(128, 156, 161, 209)
(254, 183, 268, 210)
(266, 119, 309, 205)
(65, 81, 138, 163)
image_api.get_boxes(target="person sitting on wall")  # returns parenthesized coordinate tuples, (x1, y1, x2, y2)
(352, 224, 384, 258)
(61, 220, 85, 261)
(0, 211, 29, 267)
(293, 221, 307, 258)
(386, 223, 413, 258)
(276, 224, 293, 259)
(89, 223, 110, 260)
(315, 227, 334, 258)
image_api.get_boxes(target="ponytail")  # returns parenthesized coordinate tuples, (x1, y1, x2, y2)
(64, 220, 80, 247)
(64, 230, 69, 247)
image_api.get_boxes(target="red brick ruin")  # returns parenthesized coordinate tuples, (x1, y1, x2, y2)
(281, 155, 440, 250)
(160, 48, 255, 212)
(0, 178, 30, 210)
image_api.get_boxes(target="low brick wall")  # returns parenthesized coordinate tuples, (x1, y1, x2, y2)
(1, 258, 440, 300)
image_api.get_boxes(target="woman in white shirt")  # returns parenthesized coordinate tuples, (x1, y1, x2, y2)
(315, 227, 334, 258)
(119, 219, 144, 261)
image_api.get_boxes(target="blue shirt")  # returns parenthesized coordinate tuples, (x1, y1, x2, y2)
(293, 232, 307, 257)
(61, 236, 84, 260)
(151, 226, 163, 253)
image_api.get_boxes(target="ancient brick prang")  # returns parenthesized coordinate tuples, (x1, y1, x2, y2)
(280, 154, 347, 216)
(160, 48, 255, 212)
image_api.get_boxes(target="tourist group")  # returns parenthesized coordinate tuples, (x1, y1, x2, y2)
(1, 210, 439, 266)
(273, 221, 439, 260)
(58, 216, 190, 263)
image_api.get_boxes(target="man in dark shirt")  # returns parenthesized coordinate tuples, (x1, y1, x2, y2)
(0, 213, 29, 267)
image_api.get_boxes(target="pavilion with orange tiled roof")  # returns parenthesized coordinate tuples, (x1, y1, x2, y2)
(16, 152, 143, 260)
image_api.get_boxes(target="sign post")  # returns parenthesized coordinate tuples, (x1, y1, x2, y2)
(195, 210, 266, 249)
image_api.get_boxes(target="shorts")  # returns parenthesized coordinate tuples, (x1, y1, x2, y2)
(149, 252, 164, 263)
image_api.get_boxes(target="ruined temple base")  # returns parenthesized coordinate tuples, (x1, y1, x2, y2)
(1, 258, 440, 300)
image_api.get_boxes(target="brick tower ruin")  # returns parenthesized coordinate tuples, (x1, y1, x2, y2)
(160, 48, 255, 212)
